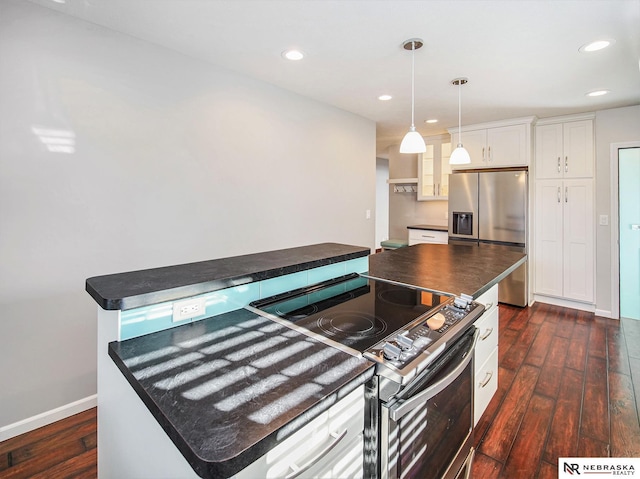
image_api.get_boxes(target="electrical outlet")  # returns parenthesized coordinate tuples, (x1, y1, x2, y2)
(172, 297, 206, 322)
(366, 209, 371, 220)
(599, 215, 609, 226)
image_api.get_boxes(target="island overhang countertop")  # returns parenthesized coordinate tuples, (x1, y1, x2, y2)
(367, 243, 527, 299)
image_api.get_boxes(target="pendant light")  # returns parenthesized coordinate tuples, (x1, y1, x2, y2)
(450, 77, 471, 165)
(399, 39, 426, 154)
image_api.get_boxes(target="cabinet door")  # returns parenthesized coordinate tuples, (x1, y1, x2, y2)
(487, 124, 527, 167)
(439, 142, 452, 197)
(534, 180, 564, 297)
(562, 179, 594, 302)
(452, 129, 487, 169)
(535, 123, 563, 179)
(563, 120, 594, 178)
(417, 145, 436, 200)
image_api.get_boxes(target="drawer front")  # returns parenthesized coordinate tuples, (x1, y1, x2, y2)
(474, 347, 498, 426)
(408, 229, 448, 245)
(234, 385, 365, 479)
(474, 307, 499, 365)
(476, 284, 498, 313)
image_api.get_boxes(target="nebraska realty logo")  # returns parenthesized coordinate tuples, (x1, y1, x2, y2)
(559, 458, 639, 477)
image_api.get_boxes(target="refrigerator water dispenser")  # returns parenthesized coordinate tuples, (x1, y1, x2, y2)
(452, 212, 473, 236)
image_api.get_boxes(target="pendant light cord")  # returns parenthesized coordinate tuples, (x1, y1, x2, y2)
(410, 41, 415, 128)
(458, 81, 462, 144)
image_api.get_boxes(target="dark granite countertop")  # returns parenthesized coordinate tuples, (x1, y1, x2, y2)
(367, 243, 526, 299)
(87, 243, 370, 311)
(406, 224, 448, 232)
(109, 308, 374, 479)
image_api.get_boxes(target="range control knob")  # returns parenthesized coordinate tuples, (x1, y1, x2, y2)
(382, 342, 402, 361)
(396, 334, 414, 350)
(427, 312, 446, 330)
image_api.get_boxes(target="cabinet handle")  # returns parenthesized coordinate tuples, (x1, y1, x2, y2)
(565, 186, 568, 203)
(285, 429, 348, 478)
(565, 156, 568, 173)
(480, 327, 494, 341)
(488, 146, 492, 162)
(557, 187, 561, 203)
(433, 184, 436, 196)
(479, 371, 493, 388)
(557, 157, 561, 173)
(482, 147, 486, 162)
(422, 235, 436, 238)
(483, 302, 494, 310)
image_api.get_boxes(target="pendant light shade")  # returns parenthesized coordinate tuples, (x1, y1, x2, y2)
(450, 77, 471, 165)
(399, 39, 426, 154)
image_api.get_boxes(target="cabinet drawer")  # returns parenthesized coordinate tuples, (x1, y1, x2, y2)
(475, 284, 498, 313)
(474, 307, 498, 365)
(474, 347, 498, 426)
(234, 385, 365, 479)
(408, 229, 448, 245)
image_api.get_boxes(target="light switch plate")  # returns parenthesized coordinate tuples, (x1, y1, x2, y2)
(599, 215, 609, 226)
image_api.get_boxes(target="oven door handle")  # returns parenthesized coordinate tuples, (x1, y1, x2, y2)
(388, 328, 479, 422)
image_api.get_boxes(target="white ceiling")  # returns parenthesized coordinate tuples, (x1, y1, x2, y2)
(30, 0, 640, 156)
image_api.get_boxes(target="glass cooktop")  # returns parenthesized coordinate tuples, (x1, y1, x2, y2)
(249, 273, 448, 353)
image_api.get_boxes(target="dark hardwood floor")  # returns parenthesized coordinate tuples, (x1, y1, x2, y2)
(1, 303, 638, 478)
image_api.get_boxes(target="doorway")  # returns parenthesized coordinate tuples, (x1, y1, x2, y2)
(612, 143, 640, 320)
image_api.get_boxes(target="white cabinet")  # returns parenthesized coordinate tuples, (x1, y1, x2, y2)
(408, 228, 448, 245)
(535, 117, 594, 179)
(449, 117, 534, 170)
(234, 385, 365, 479)
(534, 179, 594, 303)
(473, 285, 499, 425)
(417, 135, 452, 200)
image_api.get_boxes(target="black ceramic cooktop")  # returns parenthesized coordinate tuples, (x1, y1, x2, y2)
(251, 274, 448, 353)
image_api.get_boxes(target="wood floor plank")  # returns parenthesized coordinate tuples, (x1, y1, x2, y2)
(501, 322, 540, 371)
(525, 321, 558, 368)
(502, 393, 555, 479)
(537, 461, 558, 479)
(27, 448, 97, 479)
(608, 322, 631, 375)
(535, 336, 570, 398)
(0, 409, 97, 456)
(478, 364, 540, 462)
(554, 308, 576, 339)
(470, 451, 501, 479)
(543, 367, 584, 464)
(577, 435, 610, 457)
(565, 323, 589, 371)
(497, 327, 520, 365)
(609, 371, 640, 457)
(581, 355, 610, 443)
(588, 320, 607, 359)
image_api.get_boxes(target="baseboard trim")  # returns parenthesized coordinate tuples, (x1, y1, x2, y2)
(595, 309, 615, 319)
(0, 394, 97, 442)
(533, 294, 596, 313)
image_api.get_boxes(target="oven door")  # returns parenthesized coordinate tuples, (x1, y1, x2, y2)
(380, 327, 478, 479)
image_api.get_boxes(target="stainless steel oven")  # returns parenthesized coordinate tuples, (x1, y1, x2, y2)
(249, 273, 484, 479)
(379, 326, 477, 479)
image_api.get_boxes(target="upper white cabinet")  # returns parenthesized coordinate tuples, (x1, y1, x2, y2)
(448, 117, 535, 170)
(535, 115, 594, 179)
(418, 135, 452, 200)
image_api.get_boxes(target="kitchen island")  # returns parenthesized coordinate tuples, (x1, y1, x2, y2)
(88, 242, 526, 478)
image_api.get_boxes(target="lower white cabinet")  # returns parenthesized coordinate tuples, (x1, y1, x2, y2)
(408, 228, 448, 245)
(534, 179, 594, 303)
(234, 385, 365, 479)
(473, 285, 499, 425)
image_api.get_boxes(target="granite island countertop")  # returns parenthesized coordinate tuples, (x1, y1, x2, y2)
(109, 307, 374, 479)
(87, 243, 370, 311)
(367, 242, 526, 299)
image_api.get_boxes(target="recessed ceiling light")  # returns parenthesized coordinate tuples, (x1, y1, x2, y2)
(425, 119, 438, 124)
(586, 89, 610, 97)
(378, 95, 392, 101)
(282, 49, 304, 61)
(579, 39, 615, 53)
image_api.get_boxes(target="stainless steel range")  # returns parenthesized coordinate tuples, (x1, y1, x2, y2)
(249, 272, 485, 479)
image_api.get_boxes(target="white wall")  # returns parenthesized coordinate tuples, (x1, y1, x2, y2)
(0, 0, 376, 429)
(594, 105, 640, 317)
(375, 157, 389, 248)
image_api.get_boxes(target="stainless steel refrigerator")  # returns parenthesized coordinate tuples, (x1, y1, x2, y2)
(448, 170, 528, 307)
